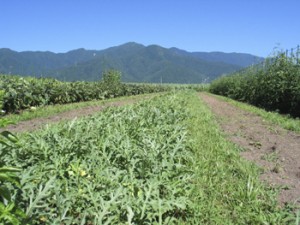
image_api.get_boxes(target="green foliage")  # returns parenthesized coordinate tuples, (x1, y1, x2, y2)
(212, 93, 300, 133)
(0, 166, 26, 225)
(102, 69, 121, 85)
(101, 70, 122, 97)
(185, 93, 294, 224)
(1, 93, 161, 129)
(210, 52, 300, 117)
(161, 83, 210, 92)
(0, 74, 170, 114)
(0, 119, 26, 224)
(0, 43, 261, 83)
(61, 44, 241, 83)
(1, 93, 195, 224)
(0, 91, 295, 224)
(0, 89, 4, 115)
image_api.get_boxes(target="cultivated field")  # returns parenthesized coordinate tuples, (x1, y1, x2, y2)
(1, 64, 300, 224)
(1, 89, 299, 224)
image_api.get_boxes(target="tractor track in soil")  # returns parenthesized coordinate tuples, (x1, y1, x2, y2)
(199, 92, 300, 207)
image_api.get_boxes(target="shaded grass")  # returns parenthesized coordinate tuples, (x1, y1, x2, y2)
(207, 92, 300, 133)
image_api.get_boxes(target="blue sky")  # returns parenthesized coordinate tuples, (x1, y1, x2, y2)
(1, 0, 299, 57)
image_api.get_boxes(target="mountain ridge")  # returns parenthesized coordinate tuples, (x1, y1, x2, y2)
(0, 42, 264, 83)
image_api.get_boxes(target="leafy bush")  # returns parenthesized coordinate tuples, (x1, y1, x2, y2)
(0, 90, 5, 115)
(101, 70, 122, 97)
(0, 120, 26, 224)
(0, 73, 170, 114)
(210, 52, 300, 117)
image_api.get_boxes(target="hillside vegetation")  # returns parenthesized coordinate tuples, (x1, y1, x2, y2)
(0, 42, 263, 83)
(210, 50, 300, 117)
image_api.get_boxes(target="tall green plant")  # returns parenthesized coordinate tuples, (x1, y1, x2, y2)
(0, 90, 4, 115)
(101, 69, 122, 97)
(210, 51, 300, 117)
(0, 120, 26, 224)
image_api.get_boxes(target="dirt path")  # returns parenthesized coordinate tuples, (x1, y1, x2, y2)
(1, 97, 147, 133)
(199, 92, 300, 207)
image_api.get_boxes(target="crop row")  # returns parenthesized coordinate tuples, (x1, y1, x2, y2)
(1, 91, 295, 224)
(1, 92, 197, 224)
(210, 53, 300, 117)
(0, 71, 170, 114)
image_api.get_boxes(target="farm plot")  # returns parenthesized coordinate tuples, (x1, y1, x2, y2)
(0, 91, 295, 224)
(199, 93, 300, 207)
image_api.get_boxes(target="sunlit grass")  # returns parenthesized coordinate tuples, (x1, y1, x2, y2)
(185, 91, 294, 224)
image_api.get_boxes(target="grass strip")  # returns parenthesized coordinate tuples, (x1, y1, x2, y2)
(208, 92, 300, 133)
(185, 91, 295, 224)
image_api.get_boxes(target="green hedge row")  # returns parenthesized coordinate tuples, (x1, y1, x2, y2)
(0, 72, 170, 114)
(210, 53, 300, 117)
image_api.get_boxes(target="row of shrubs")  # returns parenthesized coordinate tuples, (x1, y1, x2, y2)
(0, 70, 171, 114)
(210, 53, 300, 117)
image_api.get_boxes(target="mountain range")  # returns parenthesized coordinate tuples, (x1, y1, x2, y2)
(0, 42, 263, 83)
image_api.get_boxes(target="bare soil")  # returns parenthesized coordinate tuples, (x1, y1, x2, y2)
(199, 93, 300, 206)
(1, 98, 143, 133)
